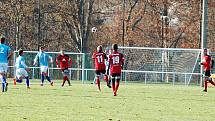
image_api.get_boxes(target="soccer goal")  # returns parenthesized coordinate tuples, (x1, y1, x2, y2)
(119, 46, 202, 85)
(8, 51, 93, 83)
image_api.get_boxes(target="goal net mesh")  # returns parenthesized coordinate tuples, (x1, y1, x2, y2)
(119, 47, 202, 85)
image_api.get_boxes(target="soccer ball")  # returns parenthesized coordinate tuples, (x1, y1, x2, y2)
(91, 27, 97, 33)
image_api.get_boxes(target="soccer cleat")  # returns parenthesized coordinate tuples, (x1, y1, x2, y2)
(50, 82, 54, 86)
(107, 83, 111, 88)
(5, 83, 8, 92)
(40, 83, 44, 86)
(113, 92, 117, 96)
(27, 86, 30, 89)
(203, 89, 207, 92)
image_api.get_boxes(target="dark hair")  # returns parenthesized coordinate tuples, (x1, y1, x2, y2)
(18, 49, 24, 56)
(0, 37, 5, 44)
(112, 44, 118, 50)
(40, 46, 45, 50)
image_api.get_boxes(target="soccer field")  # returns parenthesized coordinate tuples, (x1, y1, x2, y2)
(0, 81, 215, 121)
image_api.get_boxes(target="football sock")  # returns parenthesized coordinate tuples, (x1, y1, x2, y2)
(0, 76, 4, 92)
(67, 79, 71, 86)
(2, 83, 4, 92)
(16, 77, 22, 83)
(46, 76, 51, 82)
(204, 81, 208, 91)
(104, 75, 108, 85)
(115, 80, 120, 93)
(209, 80, 215, 86)
(2, 76, 7, 92)
(112, 79, 115, 92)
(41, 74, 45, 83)
(25, 77, 30, 87)
(96, 78, 101, 91)
(16, 79, 22, 83)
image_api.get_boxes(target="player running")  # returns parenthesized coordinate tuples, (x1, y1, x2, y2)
(108, 44, 124, 96)
(14, 49, 30, 89)
(56, 49, 72, 87)
(0, 37, 12, 92)
(201, 48, 214, 92)
(34, 46, 54, 86)
(92, 45, 110, 91)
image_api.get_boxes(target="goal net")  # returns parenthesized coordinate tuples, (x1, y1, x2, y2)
(119, 47, 202, 85)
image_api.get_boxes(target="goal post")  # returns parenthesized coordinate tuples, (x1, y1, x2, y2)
(119, 46, 202, 85)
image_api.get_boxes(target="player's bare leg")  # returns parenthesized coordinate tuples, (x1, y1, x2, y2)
(96, 76, 101, 91)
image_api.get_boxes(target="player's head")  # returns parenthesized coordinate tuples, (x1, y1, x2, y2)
(60, 48, 65, 55)
(39, 46, 45, 52)
(18, 49, 24, 56)
(0, 37, 5, 44)
(97, 45, 102, 52)
(203, 48, 208, 55)
(112, 44, 118, 51)
(105, 47, 111, 55)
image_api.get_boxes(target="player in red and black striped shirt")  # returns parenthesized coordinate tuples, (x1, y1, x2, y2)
(108, 44, 125, 96)
(92, 45, 110, 91)
(201, 48, 215, 92)
(56, 49, 72, 87)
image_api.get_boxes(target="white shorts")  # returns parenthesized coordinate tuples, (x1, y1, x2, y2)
(40, 66, 48, 73)
(0, 63, 8, 73)
(16, 68, 28, 79)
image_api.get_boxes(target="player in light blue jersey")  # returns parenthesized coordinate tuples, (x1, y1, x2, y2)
(34, 46, 53, 86)
(14, 49, 30, 88)
(0, 37, 12, 92)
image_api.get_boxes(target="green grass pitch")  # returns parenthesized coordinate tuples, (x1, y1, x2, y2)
(0, 80, 215, 121)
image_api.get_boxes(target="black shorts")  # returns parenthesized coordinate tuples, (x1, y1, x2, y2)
(95, 70, 106, 75)
(111, 73, 121, 80)
(204, 70, 211, 77)
(61, 68, 69, 76)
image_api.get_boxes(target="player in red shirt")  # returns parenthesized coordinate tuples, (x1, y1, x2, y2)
(108, 44, 124, 96)
(92, 45, 110, 91)
(56, 49, 72, 87)
(201, 48, 214, 92)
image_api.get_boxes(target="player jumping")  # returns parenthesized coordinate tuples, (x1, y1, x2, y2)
(108, 44, 124, 96)
(56, 49, 72, 87)
(92, 45, 111, 91)
(201, 48, 214, 92)
(0, 37, 12, 92)
(34, 46, 54, 86)
(14, 49, 30, 89)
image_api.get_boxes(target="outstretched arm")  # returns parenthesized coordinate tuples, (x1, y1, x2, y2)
(33, 53, 39, 65)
